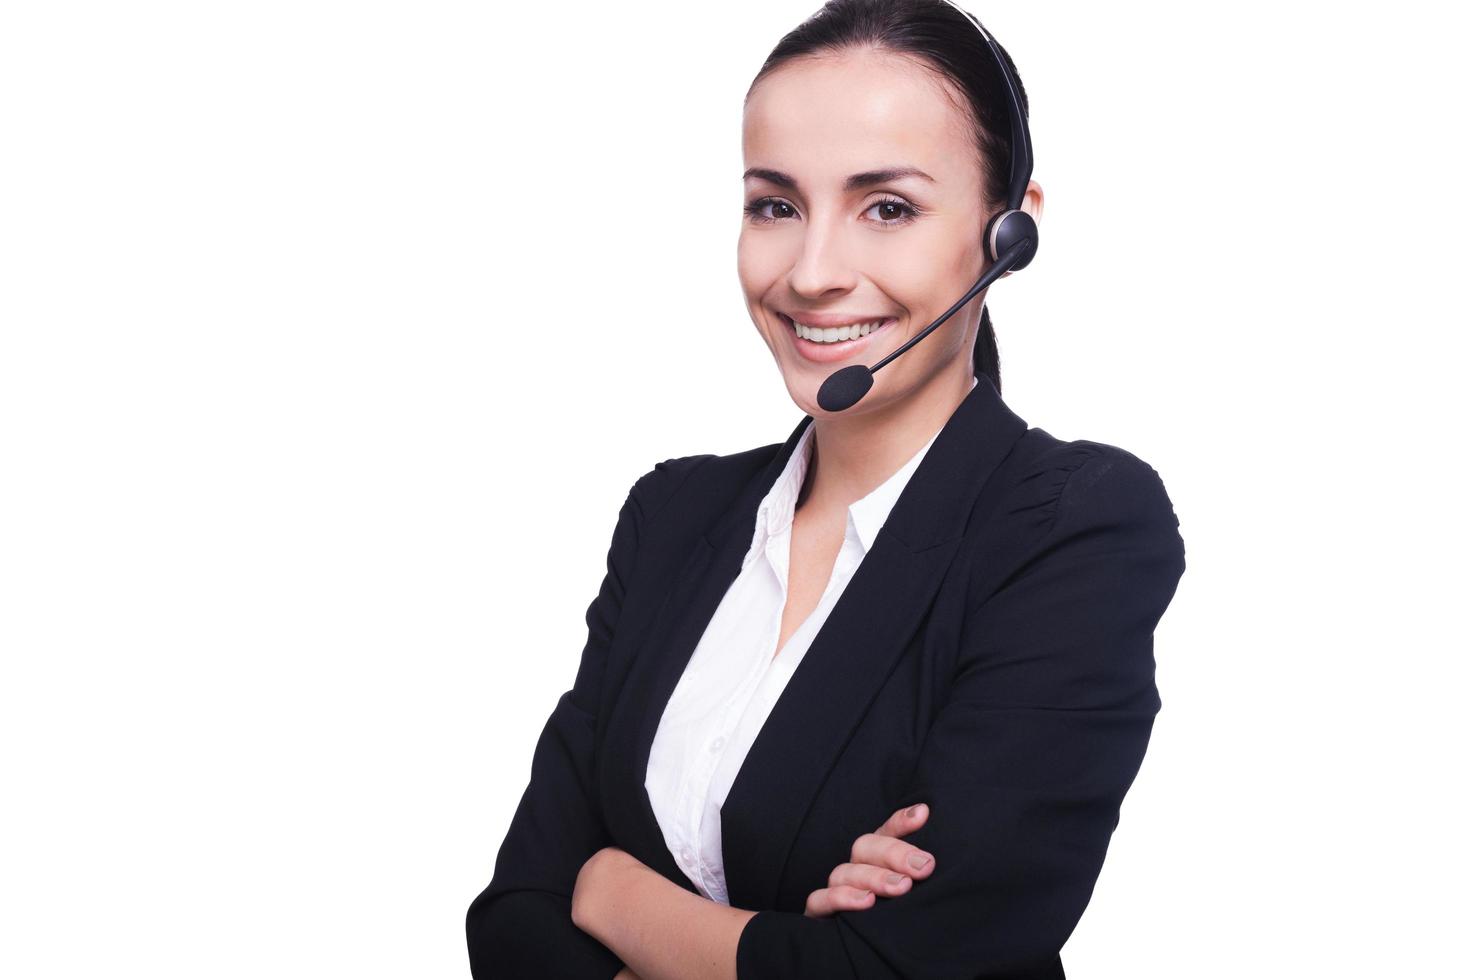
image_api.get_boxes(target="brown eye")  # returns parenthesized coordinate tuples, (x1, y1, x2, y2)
(744, 198, 797, 223)
(865, 197, 920, 226)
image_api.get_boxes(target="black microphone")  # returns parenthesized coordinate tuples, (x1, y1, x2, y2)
(816, 237, 1035, 413)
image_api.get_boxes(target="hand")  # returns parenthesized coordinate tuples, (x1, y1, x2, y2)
(804, 803, 936, 917)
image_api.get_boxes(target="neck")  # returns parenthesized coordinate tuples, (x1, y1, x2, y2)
(801, 367, 977, 514)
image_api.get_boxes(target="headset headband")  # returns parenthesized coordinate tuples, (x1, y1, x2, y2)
(934, 0, 1033, 211)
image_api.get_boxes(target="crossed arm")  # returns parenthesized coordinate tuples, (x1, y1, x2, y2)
(571, 803, 945, 979)
(572, 846, 753, 980)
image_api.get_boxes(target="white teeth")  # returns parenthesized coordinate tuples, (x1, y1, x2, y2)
(788, 318, 888, 343)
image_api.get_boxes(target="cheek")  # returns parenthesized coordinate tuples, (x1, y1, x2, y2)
(871, 264, 948, 320)
(860, 224, 972, 297)
(872, 230, 960, 282)
(736, 234, 783, 295)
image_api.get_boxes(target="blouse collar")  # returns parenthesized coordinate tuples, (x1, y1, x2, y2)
(745, 374, 979, 566)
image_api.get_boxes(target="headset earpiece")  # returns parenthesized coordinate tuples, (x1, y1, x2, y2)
(985, 208, 1038, 271)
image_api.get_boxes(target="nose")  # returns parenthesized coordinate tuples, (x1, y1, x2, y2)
(785, 219, 859, 300)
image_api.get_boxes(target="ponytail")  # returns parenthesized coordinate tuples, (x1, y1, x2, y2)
(972, 304, 1002, 394)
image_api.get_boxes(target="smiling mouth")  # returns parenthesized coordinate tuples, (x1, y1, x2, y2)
(777, 313, 897, 344)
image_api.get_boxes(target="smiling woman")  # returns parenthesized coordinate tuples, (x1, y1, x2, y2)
(466, 3, 1183, 979)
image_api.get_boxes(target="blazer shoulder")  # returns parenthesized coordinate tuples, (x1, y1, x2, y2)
(631, 435, 786, 530)
(995, 430, 1181, 540)
(627, 453, 720, 528)
(959, 431, 1186, 640)
(1057, 438, 1181, 538)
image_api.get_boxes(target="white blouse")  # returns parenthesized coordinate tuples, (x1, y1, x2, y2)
(644, 375, 977, 904)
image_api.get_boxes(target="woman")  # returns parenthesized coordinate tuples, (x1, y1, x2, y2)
(467, 1, 1185, 977)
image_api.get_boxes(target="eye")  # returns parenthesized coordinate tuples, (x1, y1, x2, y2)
(743, 197, 797, 224)
(864, 196, 920, 226)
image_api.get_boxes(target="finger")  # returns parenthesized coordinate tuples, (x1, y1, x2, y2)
(804, 884, 877, 918)
(874, 802, 929, 837)
(850, 831, 937, 881)
(828, 861, 913, 898)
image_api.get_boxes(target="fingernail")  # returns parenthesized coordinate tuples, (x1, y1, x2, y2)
(886, 872, 905, 884)
(906, 803, 926, 818)
(908, 852, 932, 870)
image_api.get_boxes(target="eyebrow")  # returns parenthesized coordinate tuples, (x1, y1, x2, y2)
(742, 166, 936, 193)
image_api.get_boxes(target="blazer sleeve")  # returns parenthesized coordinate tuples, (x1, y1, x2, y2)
(466, 456, 708, 980)
(736, 446, 1187, 979)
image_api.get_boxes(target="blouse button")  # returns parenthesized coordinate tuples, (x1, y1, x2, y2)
(710, 735, 726, 753)
(680, 846, 693, 862)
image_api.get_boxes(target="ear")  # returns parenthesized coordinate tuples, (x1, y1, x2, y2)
(999, 179, 1044, 279)
(1021, 179, 1044, 224)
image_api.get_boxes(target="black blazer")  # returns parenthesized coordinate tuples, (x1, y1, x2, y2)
(466, 373, 1186, 979)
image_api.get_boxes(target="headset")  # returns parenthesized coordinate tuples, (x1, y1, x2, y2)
(816, 1, 1038, 412)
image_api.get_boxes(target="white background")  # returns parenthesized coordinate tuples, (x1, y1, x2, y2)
(3, 1, 1465, 977)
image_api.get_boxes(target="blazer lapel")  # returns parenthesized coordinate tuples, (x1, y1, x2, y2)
(602, 374, 1029, 908)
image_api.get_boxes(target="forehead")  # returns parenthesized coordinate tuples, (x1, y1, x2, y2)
(742, 47, 977, 189)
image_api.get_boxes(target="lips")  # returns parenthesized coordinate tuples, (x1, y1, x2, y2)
(778, 313, 897, 363)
